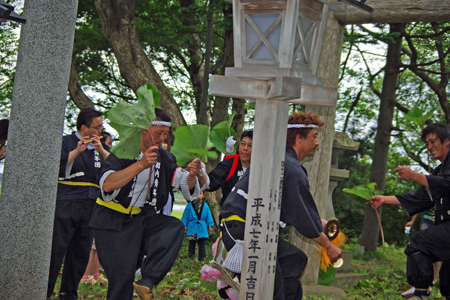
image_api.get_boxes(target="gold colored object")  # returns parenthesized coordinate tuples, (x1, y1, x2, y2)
(332, 258, 343, 268)
(83, 136, 103, 145)
(325, 218, 340, 241)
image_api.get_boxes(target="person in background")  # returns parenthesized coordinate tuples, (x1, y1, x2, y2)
(0, 119, 9, 160)
(207, 130, 253, 206)
(220, 111, 342, 299)
(102, 131, 113, 148)
(47, 108, 110, 300)
(181, 191, 214, 262)
(371, 123, 450, 300)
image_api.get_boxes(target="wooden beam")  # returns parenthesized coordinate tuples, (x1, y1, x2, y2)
(289, 84, 337, 107)
(334, 0, 450, 24)
(209, 75, 302, 100)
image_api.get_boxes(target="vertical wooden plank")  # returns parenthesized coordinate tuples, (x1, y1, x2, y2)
(239, 99, 289, 300)
(311, 4, 329, 75)
(233, 0, 243, 67)
(278, 0, 298, 67)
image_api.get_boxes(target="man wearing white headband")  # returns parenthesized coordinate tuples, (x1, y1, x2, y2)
(90, 108, 207, 300)
(220, 111, 342, 299)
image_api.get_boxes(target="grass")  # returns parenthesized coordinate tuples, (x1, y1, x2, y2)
(49, 237, 445, 299)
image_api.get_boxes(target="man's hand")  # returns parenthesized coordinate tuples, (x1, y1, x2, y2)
(325, 243, 343, 263)
(321, 219, 328, 228)
(394, 165, 416, 181)
(90, 134, 110, 159)
(139, 145, 158, 169)
(76, 136, 89, 154)
(369, 195, 385, 210)
(188, 158, 202, 176)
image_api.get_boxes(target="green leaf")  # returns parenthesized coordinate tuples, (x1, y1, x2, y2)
(170, 124, 216, 167)
(209, 128, 237, 154)
(108, 84, 159, 159)
(343, 183, 380, 201)
(210, 113, 237, 154)
(318, 266, 336, 286)
(403, 107, 436, 127)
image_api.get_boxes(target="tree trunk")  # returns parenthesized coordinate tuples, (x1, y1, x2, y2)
(203, 1, 235, 227)
(289, 10, 344, 285)
(94, 0, 186, 128)
(360, 23, 404, 253)
(68, 43, 94, 109)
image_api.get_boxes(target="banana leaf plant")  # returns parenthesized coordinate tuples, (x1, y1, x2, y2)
(170, 124, 218, 167)
(107, 84, 161, 159)
(209, 112, 237, 154)
(343, 183, 385, 250)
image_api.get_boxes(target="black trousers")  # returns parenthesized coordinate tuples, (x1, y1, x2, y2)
(94, 206, 184, 300)
(222, 221, 307, 300)
(405, 222, 450, 297)
(188, 238, 207, 261)
(47, 200, 94, 299)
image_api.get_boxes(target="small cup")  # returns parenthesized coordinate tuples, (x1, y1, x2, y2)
(405, 226, 411, 234)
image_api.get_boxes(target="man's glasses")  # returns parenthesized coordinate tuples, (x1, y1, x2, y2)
(89, 125, 103, 131)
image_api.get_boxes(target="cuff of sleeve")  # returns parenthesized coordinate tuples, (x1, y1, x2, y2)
(65, 161, 74, 178)
(180, 172, 200, 201)
(100, 170, 120, 202)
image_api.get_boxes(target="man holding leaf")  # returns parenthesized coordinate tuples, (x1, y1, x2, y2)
(371, 123, 450, 300)
(89, 85, 208, 300)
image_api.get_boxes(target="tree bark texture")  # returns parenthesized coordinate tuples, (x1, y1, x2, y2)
(68, 43, 94, 109)
(334, 0, 450, 24)
(289, 10, 344, 285)
(360, 23, 404, 253)
(94, 0, 186, 128)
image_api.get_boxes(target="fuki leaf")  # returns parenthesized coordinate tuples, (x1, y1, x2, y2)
(403, 107, 436, 126)
(210, 113, 238, 154)
(209, 128, 237, 154)
(343, 183, 380, 201)
(108, 84, 159, 159)
(170, 124, 216, 167)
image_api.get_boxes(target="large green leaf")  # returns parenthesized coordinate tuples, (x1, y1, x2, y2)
(342, 183, 380, 201)
(403, 107, 436, 127)
(108, 84, 160, 159)
(210, 113, 237, 154)
(318, 266, 336, 286)
(170, 124, 218, 167)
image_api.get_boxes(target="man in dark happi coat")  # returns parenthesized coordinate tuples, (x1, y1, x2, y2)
(48, 108, 110, 300)
(220, 111, 342, 300)
(90, 109, 207, 300)
(207, 130, 253, 206)
(372, 124, 450, 300)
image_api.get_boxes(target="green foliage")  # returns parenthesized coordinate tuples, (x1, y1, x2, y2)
(170, 124, 218, 167)
(209, 112, 237, 154)
(343, 182, 381, 201)
(402, 107, 436, 128)
(108, 85, 160, 159)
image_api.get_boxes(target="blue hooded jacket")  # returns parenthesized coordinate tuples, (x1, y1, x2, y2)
(181, 201, 214, 238)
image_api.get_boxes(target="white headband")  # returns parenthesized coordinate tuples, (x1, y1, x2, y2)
(151, 121, 171, 127)
(287, 124, 319, 129)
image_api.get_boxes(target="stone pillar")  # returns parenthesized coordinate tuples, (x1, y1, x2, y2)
(0, 1, 78, 298)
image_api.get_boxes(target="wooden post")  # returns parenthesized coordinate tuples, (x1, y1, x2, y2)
(239, 99, 289, 300)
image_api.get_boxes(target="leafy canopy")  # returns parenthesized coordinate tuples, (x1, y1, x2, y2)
(107, 84, 161, 159)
